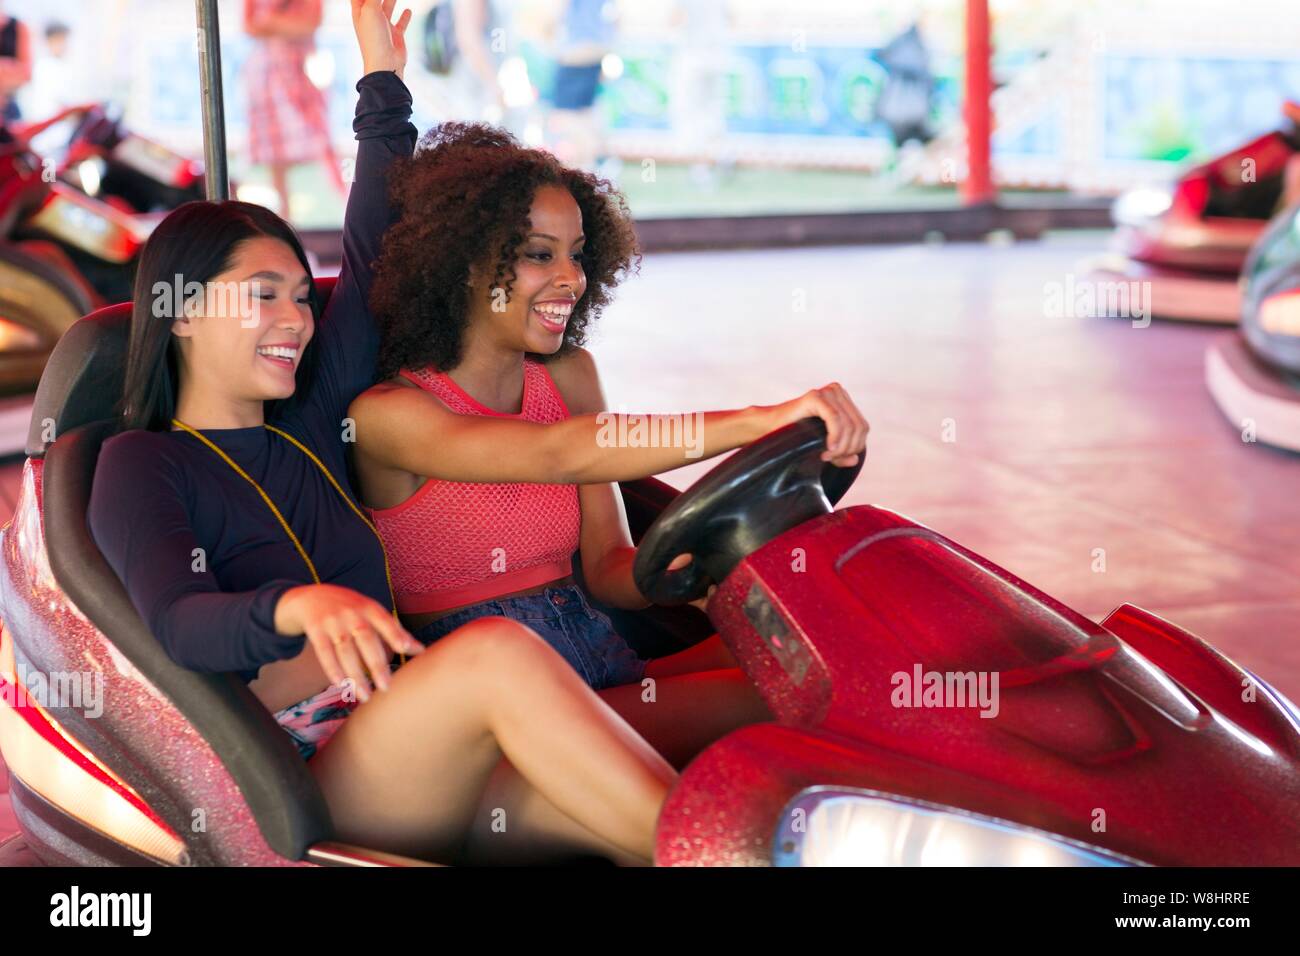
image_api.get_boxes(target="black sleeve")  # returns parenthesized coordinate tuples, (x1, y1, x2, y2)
(88, 434, 308, 676)
(304, 70, 418, 435)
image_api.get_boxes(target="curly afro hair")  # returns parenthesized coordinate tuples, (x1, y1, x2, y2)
(370, 123, 641, 379)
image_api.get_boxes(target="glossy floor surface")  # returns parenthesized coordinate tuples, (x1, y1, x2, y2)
(1, 232, 1297, 857)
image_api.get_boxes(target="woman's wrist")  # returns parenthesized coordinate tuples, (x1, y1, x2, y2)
(605, 552, 652, 610)
(741, 404, 777, 443)
(272, 585, 311, 636)
(362, 62, 404, 81)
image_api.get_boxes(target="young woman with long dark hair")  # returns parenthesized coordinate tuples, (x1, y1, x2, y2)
(87, 0, 678, 866)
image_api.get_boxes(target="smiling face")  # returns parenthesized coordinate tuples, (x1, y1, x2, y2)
(169, 235, 314, 409)
(466, 184, 588, 355)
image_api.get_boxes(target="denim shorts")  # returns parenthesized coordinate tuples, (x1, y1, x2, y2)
(412, 584, 647, 691)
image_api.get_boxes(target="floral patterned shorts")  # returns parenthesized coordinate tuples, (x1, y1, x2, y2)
(273, 682, 358, 761)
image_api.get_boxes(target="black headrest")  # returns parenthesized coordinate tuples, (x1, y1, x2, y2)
(26, 275, 339, 459)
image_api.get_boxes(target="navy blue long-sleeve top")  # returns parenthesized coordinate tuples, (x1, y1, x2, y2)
(88, 71, 417, 683)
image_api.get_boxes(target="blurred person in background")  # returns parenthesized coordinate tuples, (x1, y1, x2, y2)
(409, 0, 506, 128)
(876, 23, 935, 147)
(0, 2, 32, 123)
(243, 0, 348, 220)
(544, 0, 616, 170)
(20, 21, 74, 121)
(669, 0, 728, 187)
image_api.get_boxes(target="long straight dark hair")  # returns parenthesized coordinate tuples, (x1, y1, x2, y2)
(118, 200, 321, 431)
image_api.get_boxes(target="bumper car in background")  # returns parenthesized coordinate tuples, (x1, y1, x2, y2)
(1084, 110, 1300, 324)
(28, 103, 208, 216)
(1205, 200, 1300, 452)
(0, 107, 208, 455)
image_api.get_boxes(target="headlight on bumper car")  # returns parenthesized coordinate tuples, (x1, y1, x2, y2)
(771, 787, 1143, 867)
(1112, 186, 1174, 228)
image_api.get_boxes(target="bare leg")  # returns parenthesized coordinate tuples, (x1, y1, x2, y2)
(308, 616, 676, 863)
(459, 757, 646, 866)
(547, 107, 601, 170)
(459, 668, 772, 865)
(270, 162, 292, 219)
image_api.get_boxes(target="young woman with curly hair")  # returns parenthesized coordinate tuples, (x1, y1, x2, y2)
(349, 122, 870, 776)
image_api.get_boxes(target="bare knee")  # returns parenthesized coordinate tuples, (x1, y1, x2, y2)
(418, 616, 561, 682)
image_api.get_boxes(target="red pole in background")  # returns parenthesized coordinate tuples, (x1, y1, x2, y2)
(962, 0, 994, 205)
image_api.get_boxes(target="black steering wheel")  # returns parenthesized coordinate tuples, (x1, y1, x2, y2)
(633, 418, 863, 605)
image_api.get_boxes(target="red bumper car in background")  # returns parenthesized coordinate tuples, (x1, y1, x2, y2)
(1085, 110, 1300, 324)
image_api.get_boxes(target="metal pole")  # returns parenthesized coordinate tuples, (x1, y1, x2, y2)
(195, 0, 229, 201)
(962, 0, 994, 205)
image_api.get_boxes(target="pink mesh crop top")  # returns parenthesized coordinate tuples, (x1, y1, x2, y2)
(368, 360, 582, 614)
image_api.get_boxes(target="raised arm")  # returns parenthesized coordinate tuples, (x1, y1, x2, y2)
(305, 0, 416, 427)
(340, 0, 415, 304)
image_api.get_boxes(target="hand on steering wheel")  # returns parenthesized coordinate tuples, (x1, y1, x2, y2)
(761, 383, 869, 468)
(635, 418, 864, 605)
(666, 553, 717, 611)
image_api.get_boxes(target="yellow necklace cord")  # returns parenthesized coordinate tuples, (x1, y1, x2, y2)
(262, 423, 399, 621)
(170, 419, 319, 584)
(171, 418, 405, 665)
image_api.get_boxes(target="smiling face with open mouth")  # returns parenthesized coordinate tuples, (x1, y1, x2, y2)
(468, 184, 588, 356)
(170, 236, 315, 411)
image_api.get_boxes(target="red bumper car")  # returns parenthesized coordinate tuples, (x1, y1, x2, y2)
(637, 433, 1300, 865)
(1085, 116, 1300, 324)
(2, 283, 1298, 866)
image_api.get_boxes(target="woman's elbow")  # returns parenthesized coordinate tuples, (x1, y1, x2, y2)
(153, 617, 218, 674)
(528, 426, 584, 485)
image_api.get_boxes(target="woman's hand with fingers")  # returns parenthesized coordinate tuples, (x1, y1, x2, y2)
(665, 553, 718, 612)
(352, 0, 413, 79)
(275, 584, 423, 702)
(762, 383, 869, 468)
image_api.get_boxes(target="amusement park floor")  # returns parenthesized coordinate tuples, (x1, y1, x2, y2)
(2, 232, 1298, 858)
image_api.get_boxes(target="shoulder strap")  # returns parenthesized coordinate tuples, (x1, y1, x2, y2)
(398, 368, 429, 389)
(524, 359, 572, 419)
